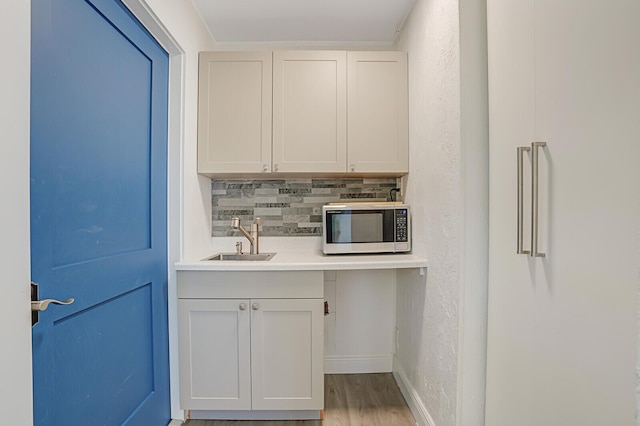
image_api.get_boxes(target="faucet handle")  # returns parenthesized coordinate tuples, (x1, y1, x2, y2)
(235, 241, 243, 254)
(253, 217, 261, 224)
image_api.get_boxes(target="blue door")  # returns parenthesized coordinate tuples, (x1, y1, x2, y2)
(30, 0, 170, 424)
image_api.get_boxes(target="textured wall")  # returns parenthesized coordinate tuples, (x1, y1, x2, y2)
(394, 0, 462, 425)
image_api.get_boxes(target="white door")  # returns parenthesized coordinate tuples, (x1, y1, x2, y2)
(251, 299, 324, 410)
(0, 2, 32, 424)
(485, 0, 537, 423)
(486, 1, 640, 425)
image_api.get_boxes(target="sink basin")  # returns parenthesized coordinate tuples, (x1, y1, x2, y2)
(204, 253, 276, 261)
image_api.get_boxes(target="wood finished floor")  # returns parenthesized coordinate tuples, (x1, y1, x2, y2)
(183, 373, 416, 426)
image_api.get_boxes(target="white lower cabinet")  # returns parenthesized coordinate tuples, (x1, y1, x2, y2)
(178, 298, 252, 410)
(177, 271, 324, 413)
(250, 298, 323, 410)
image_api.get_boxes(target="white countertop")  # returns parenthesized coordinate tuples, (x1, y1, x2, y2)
(175, 250, 427, 271)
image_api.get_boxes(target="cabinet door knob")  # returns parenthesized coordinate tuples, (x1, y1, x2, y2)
(349, 164, 355, 172)
(239, 303, 247, 311)
(262, 164, 268, 172)
(252, 303, 260, 310)
(274, 164, 279, 172)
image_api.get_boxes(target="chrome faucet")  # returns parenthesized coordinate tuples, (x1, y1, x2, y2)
(231, 217, 260, 254)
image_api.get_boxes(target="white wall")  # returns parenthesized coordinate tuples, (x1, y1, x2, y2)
(324, 270, 397, 374)
(0, 1, 33, 424)
(393, 0, 463, 425)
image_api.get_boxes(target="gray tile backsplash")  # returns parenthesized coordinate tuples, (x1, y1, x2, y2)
(212, 178, 399, 237)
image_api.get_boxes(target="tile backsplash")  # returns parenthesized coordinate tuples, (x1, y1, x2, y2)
(212, 178, 399, 237)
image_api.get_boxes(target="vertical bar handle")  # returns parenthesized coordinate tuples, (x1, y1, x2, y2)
(517, 146, 531, 254)
(531, 142, 546, 257)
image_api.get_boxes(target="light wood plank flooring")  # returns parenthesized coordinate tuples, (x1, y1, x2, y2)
(183, 373, 416, 426)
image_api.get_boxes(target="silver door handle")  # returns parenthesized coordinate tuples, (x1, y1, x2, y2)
(252, 303, 260, 310)
(517, 146, 531, 254)
(531, 141, 546, 257)
(31, 298, 74, 312)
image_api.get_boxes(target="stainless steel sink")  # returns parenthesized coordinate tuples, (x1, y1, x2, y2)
(204, 253, 276, 261)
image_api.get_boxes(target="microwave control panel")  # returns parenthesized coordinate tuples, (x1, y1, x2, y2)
(395, 209, 409, 242)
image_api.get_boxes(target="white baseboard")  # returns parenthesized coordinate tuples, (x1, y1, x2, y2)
(168, 420, 183, 426)
(393, 359, 437, 426)
(324, 354, 393, 374)
(189, 410, 321, 420)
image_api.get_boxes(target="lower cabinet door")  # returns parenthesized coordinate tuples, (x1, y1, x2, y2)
(178, 299, 251, 410)
(250, 299, 324, 410)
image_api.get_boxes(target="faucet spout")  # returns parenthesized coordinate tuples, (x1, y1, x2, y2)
(231, 217, 260, 254)
(251, 218, 260, 254)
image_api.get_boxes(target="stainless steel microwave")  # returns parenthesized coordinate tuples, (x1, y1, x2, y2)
(322, 203, 411, 255)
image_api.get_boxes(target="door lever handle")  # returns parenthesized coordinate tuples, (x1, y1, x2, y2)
(31, 298, 74, 312)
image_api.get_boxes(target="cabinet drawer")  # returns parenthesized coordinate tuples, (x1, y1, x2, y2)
(177, 270, 324, 299)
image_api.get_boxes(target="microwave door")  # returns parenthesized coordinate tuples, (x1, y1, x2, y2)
(327, 210, 392, 244)
(348, 213, 383, 243)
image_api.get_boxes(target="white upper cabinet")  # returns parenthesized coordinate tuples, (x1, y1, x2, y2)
(272, 51, 347, 173)
(347, 51, 408, 174)
(198, 52, 272, 174)
(197, 50, 408, 176)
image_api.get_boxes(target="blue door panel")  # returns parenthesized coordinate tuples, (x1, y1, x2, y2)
(53, 284, 154, 424)
(31, 0, 170, 424)
(50, 0, 154, 266)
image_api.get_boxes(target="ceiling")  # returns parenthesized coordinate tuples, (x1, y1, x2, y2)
(191, 0, 417, 45)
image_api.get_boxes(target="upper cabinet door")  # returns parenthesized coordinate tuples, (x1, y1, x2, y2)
(347, 51, 408, 174)
(198, 52, 272, 174)
(273, 51, 347, 173)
